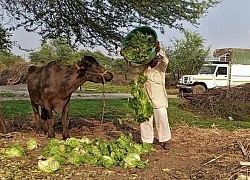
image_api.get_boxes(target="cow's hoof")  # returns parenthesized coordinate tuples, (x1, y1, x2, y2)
(47, 133, 55, 139)
(62, 135, 70, 140)
(36, 131, 43, 137)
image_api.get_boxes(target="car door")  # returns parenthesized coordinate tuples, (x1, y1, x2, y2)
(215, 67, 228, 87)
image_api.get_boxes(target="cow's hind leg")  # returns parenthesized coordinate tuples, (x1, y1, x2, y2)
(30, 102, 42, 136)
(41, 107, 48, 135)
(47, 110, 55, 138)
(62, 103, 70, 140)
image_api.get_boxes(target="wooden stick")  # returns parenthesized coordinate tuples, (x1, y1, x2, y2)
(195, 154, 224, 173)
(240, 161, 250, 166)
(237, 141, 249, 159)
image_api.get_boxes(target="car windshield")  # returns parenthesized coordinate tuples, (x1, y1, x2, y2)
(199, 65, 216, 74)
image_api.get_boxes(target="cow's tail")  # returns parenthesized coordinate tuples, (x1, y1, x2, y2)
(41, 107, 48, 120)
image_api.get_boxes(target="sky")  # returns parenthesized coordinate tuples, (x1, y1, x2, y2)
(11, 0, 250, 60)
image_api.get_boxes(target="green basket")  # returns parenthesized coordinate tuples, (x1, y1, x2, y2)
(121, 26, 158, 65)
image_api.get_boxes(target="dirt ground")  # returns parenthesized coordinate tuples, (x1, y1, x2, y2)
(1, 120, 249, 180)
(0, 85, 249, 179)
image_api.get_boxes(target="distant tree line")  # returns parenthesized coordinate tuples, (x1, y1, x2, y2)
(0, 30, 211, 86)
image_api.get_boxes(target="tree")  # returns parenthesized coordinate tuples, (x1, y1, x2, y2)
(166, 30, 211, 80)
(0, 20, 12, 52)
(0, 0, 220, 53)
(0, 52, 24, 69)
(29, 38, 76, 65)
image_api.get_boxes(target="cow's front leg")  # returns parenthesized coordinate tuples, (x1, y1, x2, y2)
(43, 120, 48, 135)
(47, 118, 55, 138)
(62, 103, 70, 140)
(47, 110, 55, 138)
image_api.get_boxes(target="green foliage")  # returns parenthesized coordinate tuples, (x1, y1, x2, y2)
(4, 143, 26, 158)
(166, 30, 211, 78)
(29, 38, 75, 65)
(26, 138, 39, 150)
(39, 134, 154, 172)
(38, 157, 61, 173)
(0, 20, 12, 52)
(129, 73, 153, 123)
(0, 100, 33, 119)
(122, 31, 156, 63)
(0, 92, 16, 97)
(28, 40, 127, 75)
(0, 0, 220, 52)
(2, 98, 250, 130)
(0, 52, 24, 68)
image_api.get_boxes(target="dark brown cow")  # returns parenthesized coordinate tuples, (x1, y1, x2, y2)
(27, 55, 113, 139)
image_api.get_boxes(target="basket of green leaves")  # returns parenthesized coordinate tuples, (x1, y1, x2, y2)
(121, 26, 158, 65)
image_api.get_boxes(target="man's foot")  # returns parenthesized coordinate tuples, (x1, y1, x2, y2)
(161, 141, 170, 150)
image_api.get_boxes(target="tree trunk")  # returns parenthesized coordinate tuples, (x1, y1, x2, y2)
(0, 109, 7, 134)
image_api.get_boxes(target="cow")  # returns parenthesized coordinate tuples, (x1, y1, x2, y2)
(27, 55, 114, 139)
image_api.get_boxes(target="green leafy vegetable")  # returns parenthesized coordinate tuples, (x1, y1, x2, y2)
(129, 73, 153, 123)
(121, 152, 148, 169)
(4, 143, 25, 158)
(65, 137, 83, 148)
(123, 31, 156, 63)
(67, 151, 84, 167)
(100, 155, 116, 168)
(81, 136, 92, 144)
(38, 157, 60, 173)
(26, 138, 38, 150)
(39, 133, 154, 171)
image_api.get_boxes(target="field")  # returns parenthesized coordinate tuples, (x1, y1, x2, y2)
(0, 84, 250, 179)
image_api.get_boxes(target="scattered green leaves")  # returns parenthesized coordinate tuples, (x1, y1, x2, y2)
(40, 133, 154, 172)
(129, 73, 153, 123)
(1, 134, 155, 173)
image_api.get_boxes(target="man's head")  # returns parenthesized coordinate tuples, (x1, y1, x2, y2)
(146, 40, 161, 68)
(147, 55, 161, 68)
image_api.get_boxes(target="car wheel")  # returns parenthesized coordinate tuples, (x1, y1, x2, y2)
(192, 85, 206, 94)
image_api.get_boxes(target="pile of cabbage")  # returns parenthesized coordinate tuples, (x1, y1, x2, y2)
(122, 31, 156, 64)
(0, 134, 155, 173)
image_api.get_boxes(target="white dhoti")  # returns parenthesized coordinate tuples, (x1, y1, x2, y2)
(140, 107, 171, 143)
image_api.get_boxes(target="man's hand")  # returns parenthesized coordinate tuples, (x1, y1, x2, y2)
(120, 50, 125, 56)
(157, 48, 166, 57)
(155, 41, 160, 52)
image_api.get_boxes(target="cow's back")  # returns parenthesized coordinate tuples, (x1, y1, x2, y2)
(27, 61, 81, 110)
(27, 64, 46, 105)
(27, 62, 60, 105)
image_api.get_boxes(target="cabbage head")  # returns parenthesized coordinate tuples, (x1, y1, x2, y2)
(65, 137, 83, 148)
(4, 144, 25, 158)
(100, 155, 116, 168)
(122, 153, 148, 169)
(81, 136, 92, 144)
(38, 157, 60, 173)
(67, 151, 84, 167)
(26, 138, 38, 150)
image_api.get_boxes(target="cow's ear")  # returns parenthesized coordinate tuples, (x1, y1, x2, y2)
(83, 55, 96, 65)
(76, 68, 86, 78)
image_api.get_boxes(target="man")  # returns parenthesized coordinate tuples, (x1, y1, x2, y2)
(141, 46, 171, 150)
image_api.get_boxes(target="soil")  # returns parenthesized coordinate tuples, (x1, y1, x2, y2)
(0, 85, 248, 179)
